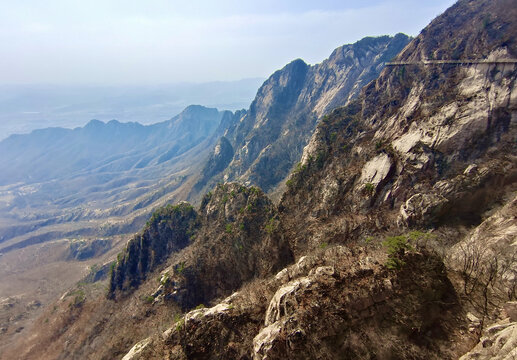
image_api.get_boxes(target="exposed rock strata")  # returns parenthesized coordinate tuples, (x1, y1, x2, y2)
(192, 34, 411, 196)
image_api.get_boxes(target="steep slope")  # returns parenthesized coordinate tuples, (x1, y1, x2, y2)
(118, 0, 515, 358)
(0, 106, 233, 356)
(193, 34, 411, 196)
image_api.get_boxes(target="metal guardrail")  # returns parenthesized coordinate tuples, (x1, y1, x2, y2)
(385, 59, 517, 66)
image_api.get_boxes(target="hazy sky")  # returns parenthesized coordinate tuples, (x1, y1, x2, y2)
(0, 0, 456, 85)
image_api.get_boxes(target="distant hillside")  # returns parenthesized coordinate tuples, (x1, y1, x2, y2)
(0, 105, 225, 185)
(0, 105, 232, 252)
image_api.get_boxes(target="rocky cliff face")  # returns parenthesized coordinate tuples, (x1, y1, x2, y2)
(108, 202, 200, 295)
(108, 183, 292, 309)
(280, 0, 517, 255)
(193, 34, 411, 196)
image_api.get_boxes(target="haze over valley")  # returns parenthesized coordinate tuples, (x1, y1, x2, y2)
(0, 79, 263, 140)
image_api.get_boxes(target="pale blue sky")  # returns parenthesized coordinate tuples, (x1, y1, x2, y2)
(0, 0, 456, 84)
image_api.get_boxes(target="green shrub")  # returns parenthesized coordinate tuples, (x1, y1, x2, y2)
(265, 218, 277, 234)
(364, 183, 375, 195)
(69, 289, 86, 308)
(175, 262, 185, 275)
(382, 235, 412, 270)
(385, 256, 405, 270)
(315, 151, 326, 169)
(225, 223, 233, 234)
(383, 235, 412, 255)
(175, 316, 185, 332)
(381, 232, 435, 270)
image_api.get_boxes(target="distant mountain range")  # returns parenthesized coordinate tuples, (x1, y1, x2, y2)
(0, 105, 230, 251)
(0, 105, 226, 185)
(0, 78, 264, 140)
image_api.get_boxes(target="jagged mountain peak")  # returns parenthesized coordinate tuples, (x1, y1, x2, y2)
(191, 34, 411, 197)
(327, 33, 410, 65)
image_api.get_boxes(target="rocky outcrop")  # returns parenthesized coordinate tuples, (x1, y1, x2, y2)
(121, 337, 153, 360)
(110, 183, 292, 308)
(108, 202, 200, 296)
(154, 183, 292, 309)
(124, 245, 463, 359)
(460, 317, 517, 360)
(192, 34, 411, 197)
(252, 250, 460, 360)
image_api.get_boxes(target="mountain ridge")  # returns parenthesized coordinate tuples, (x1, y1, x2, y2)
(191, 33, 412, 197)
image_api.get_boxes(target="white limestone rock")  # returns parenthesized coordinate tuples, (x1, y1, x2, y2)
(265, 277, 312, 326)
(252, 321, 284, 360)
(121, 337, 152, 360)
(398, 192, 448, 226)
(358, 153, 393, 188)
(460, 319, 517, 360)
